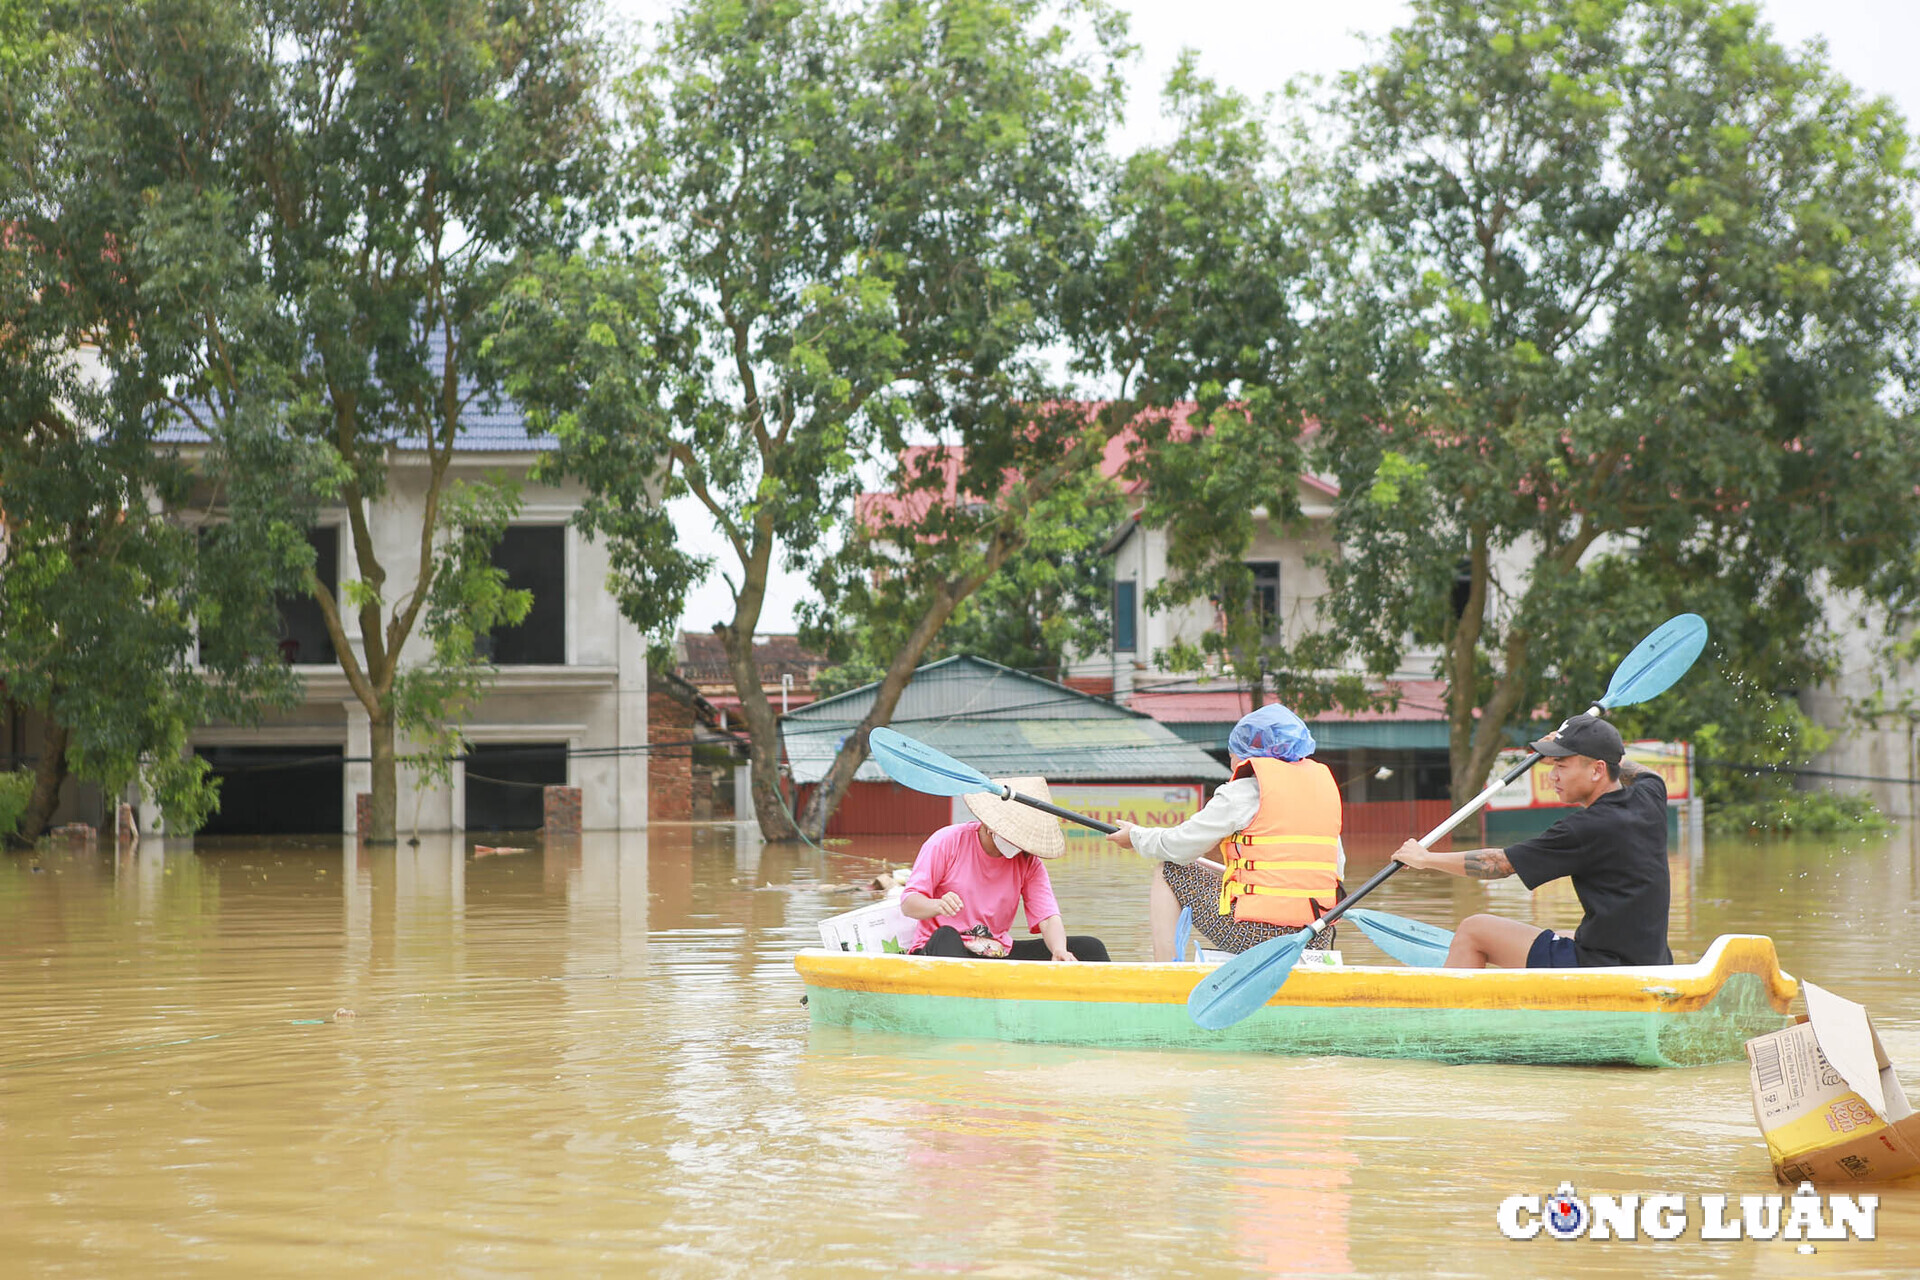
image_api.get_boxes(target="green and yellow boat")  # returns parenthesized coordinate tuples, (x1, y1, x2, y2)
(795, 933, 1798, 1067)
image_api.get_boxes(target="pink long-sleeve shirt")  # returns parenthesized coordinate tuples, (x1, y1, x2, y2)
(903, 821, 1061, 953)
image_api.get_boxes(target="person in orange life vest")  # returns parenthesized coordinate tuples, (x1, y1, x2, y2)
(1106, 705, 1344, 962)
(899, 776, 1111, 962)
(1389, 714, 1670, 969)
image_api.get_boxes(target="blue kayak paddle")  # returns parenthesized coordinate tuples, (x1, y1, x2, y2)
(1344, 908, 1454, 967)
(1188, 612, 1709, 1031)
(1184, 858, 1450, 966)
(868, 726, 1122, 834)
(1179, 895, 1452, 967)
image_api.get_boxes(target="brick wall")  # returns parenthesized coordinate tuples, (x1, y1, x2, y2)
(543, 785, 583, 835)
(649, 689, 693, 821)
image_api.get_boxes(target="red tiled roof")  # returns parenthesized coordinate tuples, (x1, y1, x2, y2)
(855, 404, 1339, 533)
(1124, 689, 1256, 723)
(677, 632, 826, 688)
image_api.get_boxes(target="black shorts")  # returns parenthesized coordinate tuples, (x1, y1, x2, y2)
(1527, 930, 1579, 968)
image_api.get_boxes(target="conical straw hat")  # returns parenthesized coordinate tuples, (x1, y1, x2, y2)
(962, 777, 1066, 859)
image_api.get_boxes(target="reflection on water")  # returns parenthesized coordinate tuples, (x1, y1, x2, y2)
(1, 824, 1916, 1276)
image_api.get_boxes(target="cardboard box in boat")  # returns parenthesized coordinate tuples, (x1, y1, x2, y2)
(1745, 980, 1920, 1183)
(818, 897, 917, 954)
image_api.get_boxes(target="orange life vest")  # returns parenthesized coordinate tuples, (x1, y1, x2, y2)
(1217, 757, 1343, 927)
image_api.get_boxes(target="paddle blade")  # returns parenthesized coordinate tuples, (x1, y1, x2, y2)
(1346, 908, 1454, 967)
(867, 727, 999, 799)
(1187, 929, 1311, 1029)
(1172, 906, 1193, 962)
(1600, 614, 1708, 709)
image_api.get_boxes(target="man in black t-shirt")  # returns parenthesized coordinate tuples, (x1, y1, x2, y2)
(1389, 714, 1672, 969)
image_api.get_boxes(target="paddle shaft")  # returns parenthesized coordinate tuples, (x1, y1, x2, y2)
(1009, 788, 1230, 878)
(1005, 790, 1119, 835)
(1009, 788, 1228, 869)
(1299, 698, 1604, 939)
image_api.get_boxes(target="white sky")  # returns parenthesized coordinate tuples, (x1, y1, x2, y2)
(605, 0, 1920, 635)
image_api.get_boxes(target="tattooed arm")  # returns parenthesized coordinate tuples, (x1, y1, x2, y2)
(1457, 847, 1516, 879)
(1391, 840, 1515, 879)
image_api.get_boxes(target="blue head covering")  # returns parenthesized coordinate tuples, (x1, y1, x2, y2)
(1228, 704, 1316, 762)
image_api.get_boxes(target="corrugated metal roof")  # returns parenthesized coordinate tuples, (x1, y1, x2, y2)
(781, 655, 1228, 785)
(784, 716, 1228, 785)
(786, 655, 1142, 725)
(156, 330, 553, 453)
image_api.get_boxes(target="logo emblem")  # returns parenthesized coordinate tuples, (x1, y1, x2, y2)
(1544, 1183, 1587, 1240)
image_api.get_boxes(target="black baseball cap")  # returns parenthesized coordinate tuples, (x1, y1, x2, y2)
(1529, 713, 1624, 766)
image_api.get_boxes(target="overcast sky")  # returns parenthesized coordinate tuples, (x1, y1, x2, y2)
(606, 0, 1920, 636)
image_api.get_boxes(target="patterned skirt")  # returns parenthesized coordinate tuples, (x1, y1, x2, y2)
(1161, 861, 1337, 955)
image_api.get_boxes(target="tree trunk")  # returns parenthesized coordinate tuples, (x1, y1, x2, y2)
(797, 606, 968, 840)
(366, 712, 398, 844)
(797, 546, 1020, 840)
(1446, 529, 1490, 810)
(720, 624, 802, 842)
(17, 718, 71, 844)
(1447, 525, 1597, 810)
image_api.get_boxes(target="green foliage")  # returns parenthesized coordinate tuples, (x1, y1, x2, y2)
(483, 246, 697, 639)
(1068, 60, 1385, 711)
(811, 657, 889, 702)
(804, 466, 1126, 684)
(1707, 792, 1890, 839)
(0, 770, 33, 839)
(491, 0, 1127, 837)
(1287, 0, 1920, 799)
(0, 377, 302, 834)
(42, 0, 611, 839)
(1516, 552, 1897, 834)
(1, 5, 304, 837)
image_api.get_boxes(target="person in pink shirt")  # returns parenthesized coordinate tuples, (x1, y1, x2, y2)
(900, 776, 1109, 962)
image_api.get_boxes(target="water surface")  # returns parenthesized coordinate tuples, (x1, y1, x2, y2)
(2, 824, 1915, 1276)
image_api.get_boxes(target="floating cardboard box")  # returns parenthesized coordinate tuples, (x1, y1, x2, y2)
(1745, 980, 1920, 1183)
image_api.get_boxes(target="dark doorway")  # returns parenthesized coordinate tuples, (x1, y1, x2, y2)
(465, 742, 567, 831)
(486, 525, 565, 665)
(196, 745, 344, 834)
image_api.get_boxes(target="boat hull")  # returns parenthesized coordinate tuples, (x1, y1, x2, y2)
(796, 934, 1797, 1067)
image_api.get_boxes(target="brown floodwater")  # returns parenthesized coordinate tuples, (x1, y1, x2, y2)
(2, 823, 1916, 1277)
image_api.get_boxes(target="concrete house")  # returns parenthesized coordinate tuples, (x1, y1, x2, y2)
(1050, 408, 1461, 833)
(1063, 406, 1842, 831)
(155, 348, 651, 837)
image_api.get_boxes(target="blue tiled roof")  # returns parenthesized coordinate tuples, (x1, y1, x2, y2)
(156, 329, 554, 452)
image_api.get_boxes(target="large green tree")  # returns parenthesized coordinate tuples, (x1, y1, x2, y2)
(804, 466, 1128, 695)
(1292, 0, 1920, 805)
(58, 0, 606, 840)
(1, 0, 300, 842)
(787, 416, 1125, 835)
(1065, 61, 1380, 714)
(492, 0, 1127, 840)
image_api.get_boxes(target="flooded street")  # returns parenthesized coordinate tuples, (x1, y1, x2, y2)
(2, 825, 1916, 1276)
